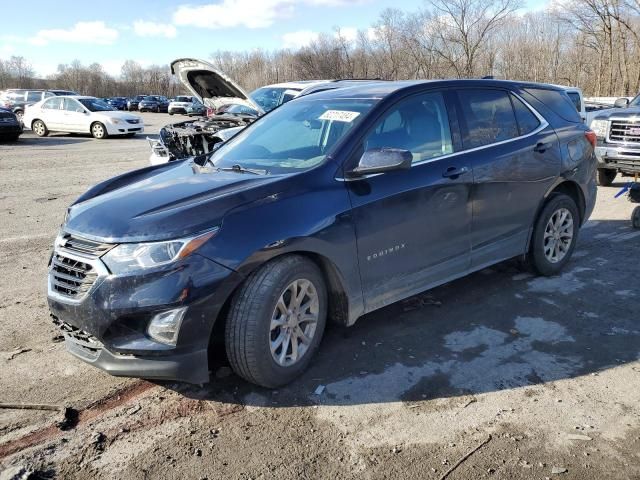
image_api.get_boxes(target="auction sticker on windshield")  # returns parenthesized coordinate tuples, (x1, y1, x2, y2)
(319, 110, 361, 122)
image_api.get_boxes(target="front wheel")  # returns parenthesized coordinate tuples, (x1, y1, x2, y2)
(32, 119, 48, 137)
(529, 194, 579, 276)
(597, 168, 616, 186)
(225, 255, 327, 388)
(632, 206, 640, 229)
(91, 122, 107, 139)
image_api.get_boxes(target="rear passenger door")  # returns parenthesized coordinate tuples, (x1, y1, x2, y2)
(453, 88, 561, 268)
(40, 97, 64, 129)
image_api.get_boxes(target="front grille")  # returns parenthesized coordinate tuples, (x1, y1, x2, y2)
(49, 233, 112, 300)
(50, 254, 97, 298)
(608, 120, 640, 144)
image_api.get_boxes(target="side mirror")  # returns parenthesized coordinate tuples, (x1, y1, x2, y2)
(348, 148, 412, 177)
(614, 97, 629, 108)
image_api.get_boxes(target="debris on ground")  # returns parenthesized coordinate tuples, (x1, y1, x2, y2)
(5, 348, 31, 361)
(401, 294, 442, 311)
(551, 466, 568, 474)
(462, 397, 477, 408)
(567, 434, 593, 441)
(126, 404, 141, 416)
(438, 435, 492, 480)
(0, 465, 34, 480)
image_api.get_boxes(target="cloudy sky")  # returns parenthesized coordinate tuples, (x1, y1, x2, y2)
(1, 0, 549, 78)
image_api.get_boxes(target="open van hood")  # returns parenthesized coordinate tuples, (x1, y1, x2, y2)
(170, 58, 263, 113)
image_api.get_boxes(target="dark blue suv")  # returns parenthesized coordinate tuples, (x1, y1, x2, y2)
(47, 80, 597, 387)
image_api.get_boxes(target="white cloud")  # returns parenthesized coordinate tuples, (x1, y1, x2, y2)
(30, 21, 119, 46)
(173, 0, 370, 29)
(133, 20, 177, 38)
(334, 27, 358, 42)
(282, 30, 320, 49)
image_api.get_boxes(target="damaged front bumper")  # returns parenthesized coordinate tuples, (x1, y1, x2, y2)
(48, 248, 242, 384)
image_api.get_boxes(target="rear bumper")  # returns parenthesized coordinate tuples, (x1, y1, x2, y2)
(595, 144, 640, 173)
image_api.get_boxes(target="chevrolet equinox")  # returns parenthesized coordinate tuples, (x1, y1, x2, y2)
(48, 80, 597, 387)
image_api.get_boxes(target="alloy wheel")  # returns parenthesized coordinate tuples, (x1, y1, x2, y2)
(269, 279, 319, 367)
(543, 207, 574, 263)
(92, 123, 105, 139)
(33, 121, 45, 136)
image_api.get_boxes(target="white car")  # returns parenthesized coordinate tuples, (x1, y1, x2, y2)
(23, 96, 144, 139)
(168, 95, 195, 115)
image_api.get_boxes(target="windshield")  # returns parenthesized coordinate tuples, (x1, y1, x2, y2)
(175, 96, 191, 103)
(143, 96, 159, 101)
(630, 94, 640, 107)
(78, 98, 114, 112)
(250, 87, 300, 112)
(209, 98, 376, 174)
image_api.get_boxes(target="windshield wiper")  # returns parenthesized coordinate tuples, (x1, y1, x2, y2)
(217, 164, 267, 175)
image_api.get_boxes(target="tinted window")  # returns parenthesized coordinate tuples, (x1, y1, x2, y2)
(364, 92, 453, 163)
(457, 89, 519, 149)
(26, 91, 43, 102)
(175, 96, 191, 103)
(42, 98, 63, 110)
(629, 94, 640, 107)
(78, 98, 113, 112)
(566, 92, 581, 112)
(523, 88, 582, 123)
(511, 95, 540, 135)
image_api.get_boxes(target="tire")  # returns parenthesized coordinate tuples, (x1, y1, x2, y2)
(597, 168, 616, 186)
(225, 255, 327, 388)
(168, 112, 174, 116)
(91, 122, 107, 139)
(32, 119, 48, 137)
(632, 206, 640, 229)
(15, 110, 24, 122)
(529, 193, 579, 276)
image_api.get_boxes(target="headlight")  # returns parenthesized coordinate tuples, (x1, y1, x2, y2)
(590, 119, 609, 138)
(109, 118, 121, 125)
(102, 229, 218, 275)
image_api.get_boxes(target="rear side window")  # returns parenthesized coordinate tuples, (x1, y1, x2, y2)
(457, 89, 519, 149)
(511, 95, 541, 135)
(566, 92, 581, 112)
(523, 88, 581, 123)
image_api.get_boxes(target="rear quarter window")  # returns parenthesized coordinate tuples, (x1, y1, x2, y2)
(523, 88, 582, 123)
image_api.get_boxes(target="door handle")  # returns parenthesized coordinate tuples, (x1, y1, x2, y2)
(442, 166, 470, 179)
(534, 142, 552, 153)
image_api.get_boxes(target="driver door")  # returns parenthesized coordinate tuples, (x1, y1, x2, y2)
(345, 91, 473, 312)
(62, 98, 88, 132)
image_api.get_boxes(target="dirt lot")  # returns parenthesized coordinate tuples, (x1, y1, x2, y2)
(1, 112, 639, 480)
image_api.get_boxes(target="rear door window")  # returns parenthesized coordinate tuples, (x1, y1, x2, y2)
(26, 91, 43, 102)
(523, 88, 582, 123)
(511, 95, 541, 135)
(42, 98, 63, 110)
(457, 89, 520, 149)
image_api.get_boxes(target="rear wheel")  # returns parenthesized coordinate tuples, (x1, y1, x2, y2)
(32, 120, 48, 137)
(632, 206, 640, 229)
(529, 194, 579, 276)
(225, 255, 327, 388)
(597, 168, 616, 186)
(15, 110, 24, 122)
(91, 122, 107, 139)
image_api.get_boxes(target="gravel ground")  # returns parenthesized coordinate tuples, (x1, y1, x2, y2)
(0, 112, 639, 479)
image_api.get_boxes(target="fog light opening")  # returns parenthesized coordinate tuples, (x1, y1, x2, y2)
(147, 307, 188, 346)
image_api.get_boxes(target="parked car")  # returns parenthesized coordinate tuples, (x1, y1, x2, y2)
(127, 95, 148, 111)
(138, 95, 169, 113)
(24, 96, 144, 139)
(0, 107, 23, 141)
(215, 103, 261, 117)
(589, 93, 640, 186)
(107, 97, 128, 110)
(48, 79, 596, 387)
(0, 89, 78, 121)
(185, 100, 207, 116)
(168, 95, 194, 115)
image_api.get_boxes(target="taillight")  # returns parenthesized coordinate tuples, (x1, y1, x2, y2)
(206, 108, 215, 117)
(585, 130, 597, 148)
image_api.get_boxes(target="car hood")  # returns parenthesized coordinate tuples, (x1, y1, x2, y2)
(64, 160, 280, 243)
(93, 111, 141, 122)
(592, 106, 640, 121)
(171, 58, 264, 114)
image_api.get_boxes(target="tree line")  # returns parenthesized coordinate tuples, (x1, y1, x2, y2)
(2, 0, 640, 98)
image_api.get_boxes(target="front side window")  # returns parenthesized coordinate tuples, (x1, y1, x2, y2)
(457, 89, 520, 149)
(63, 98, 84, 112)
(364, 91, 453, 164)
(42, 98, 63, 110)
(209, 98, 377, 174)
